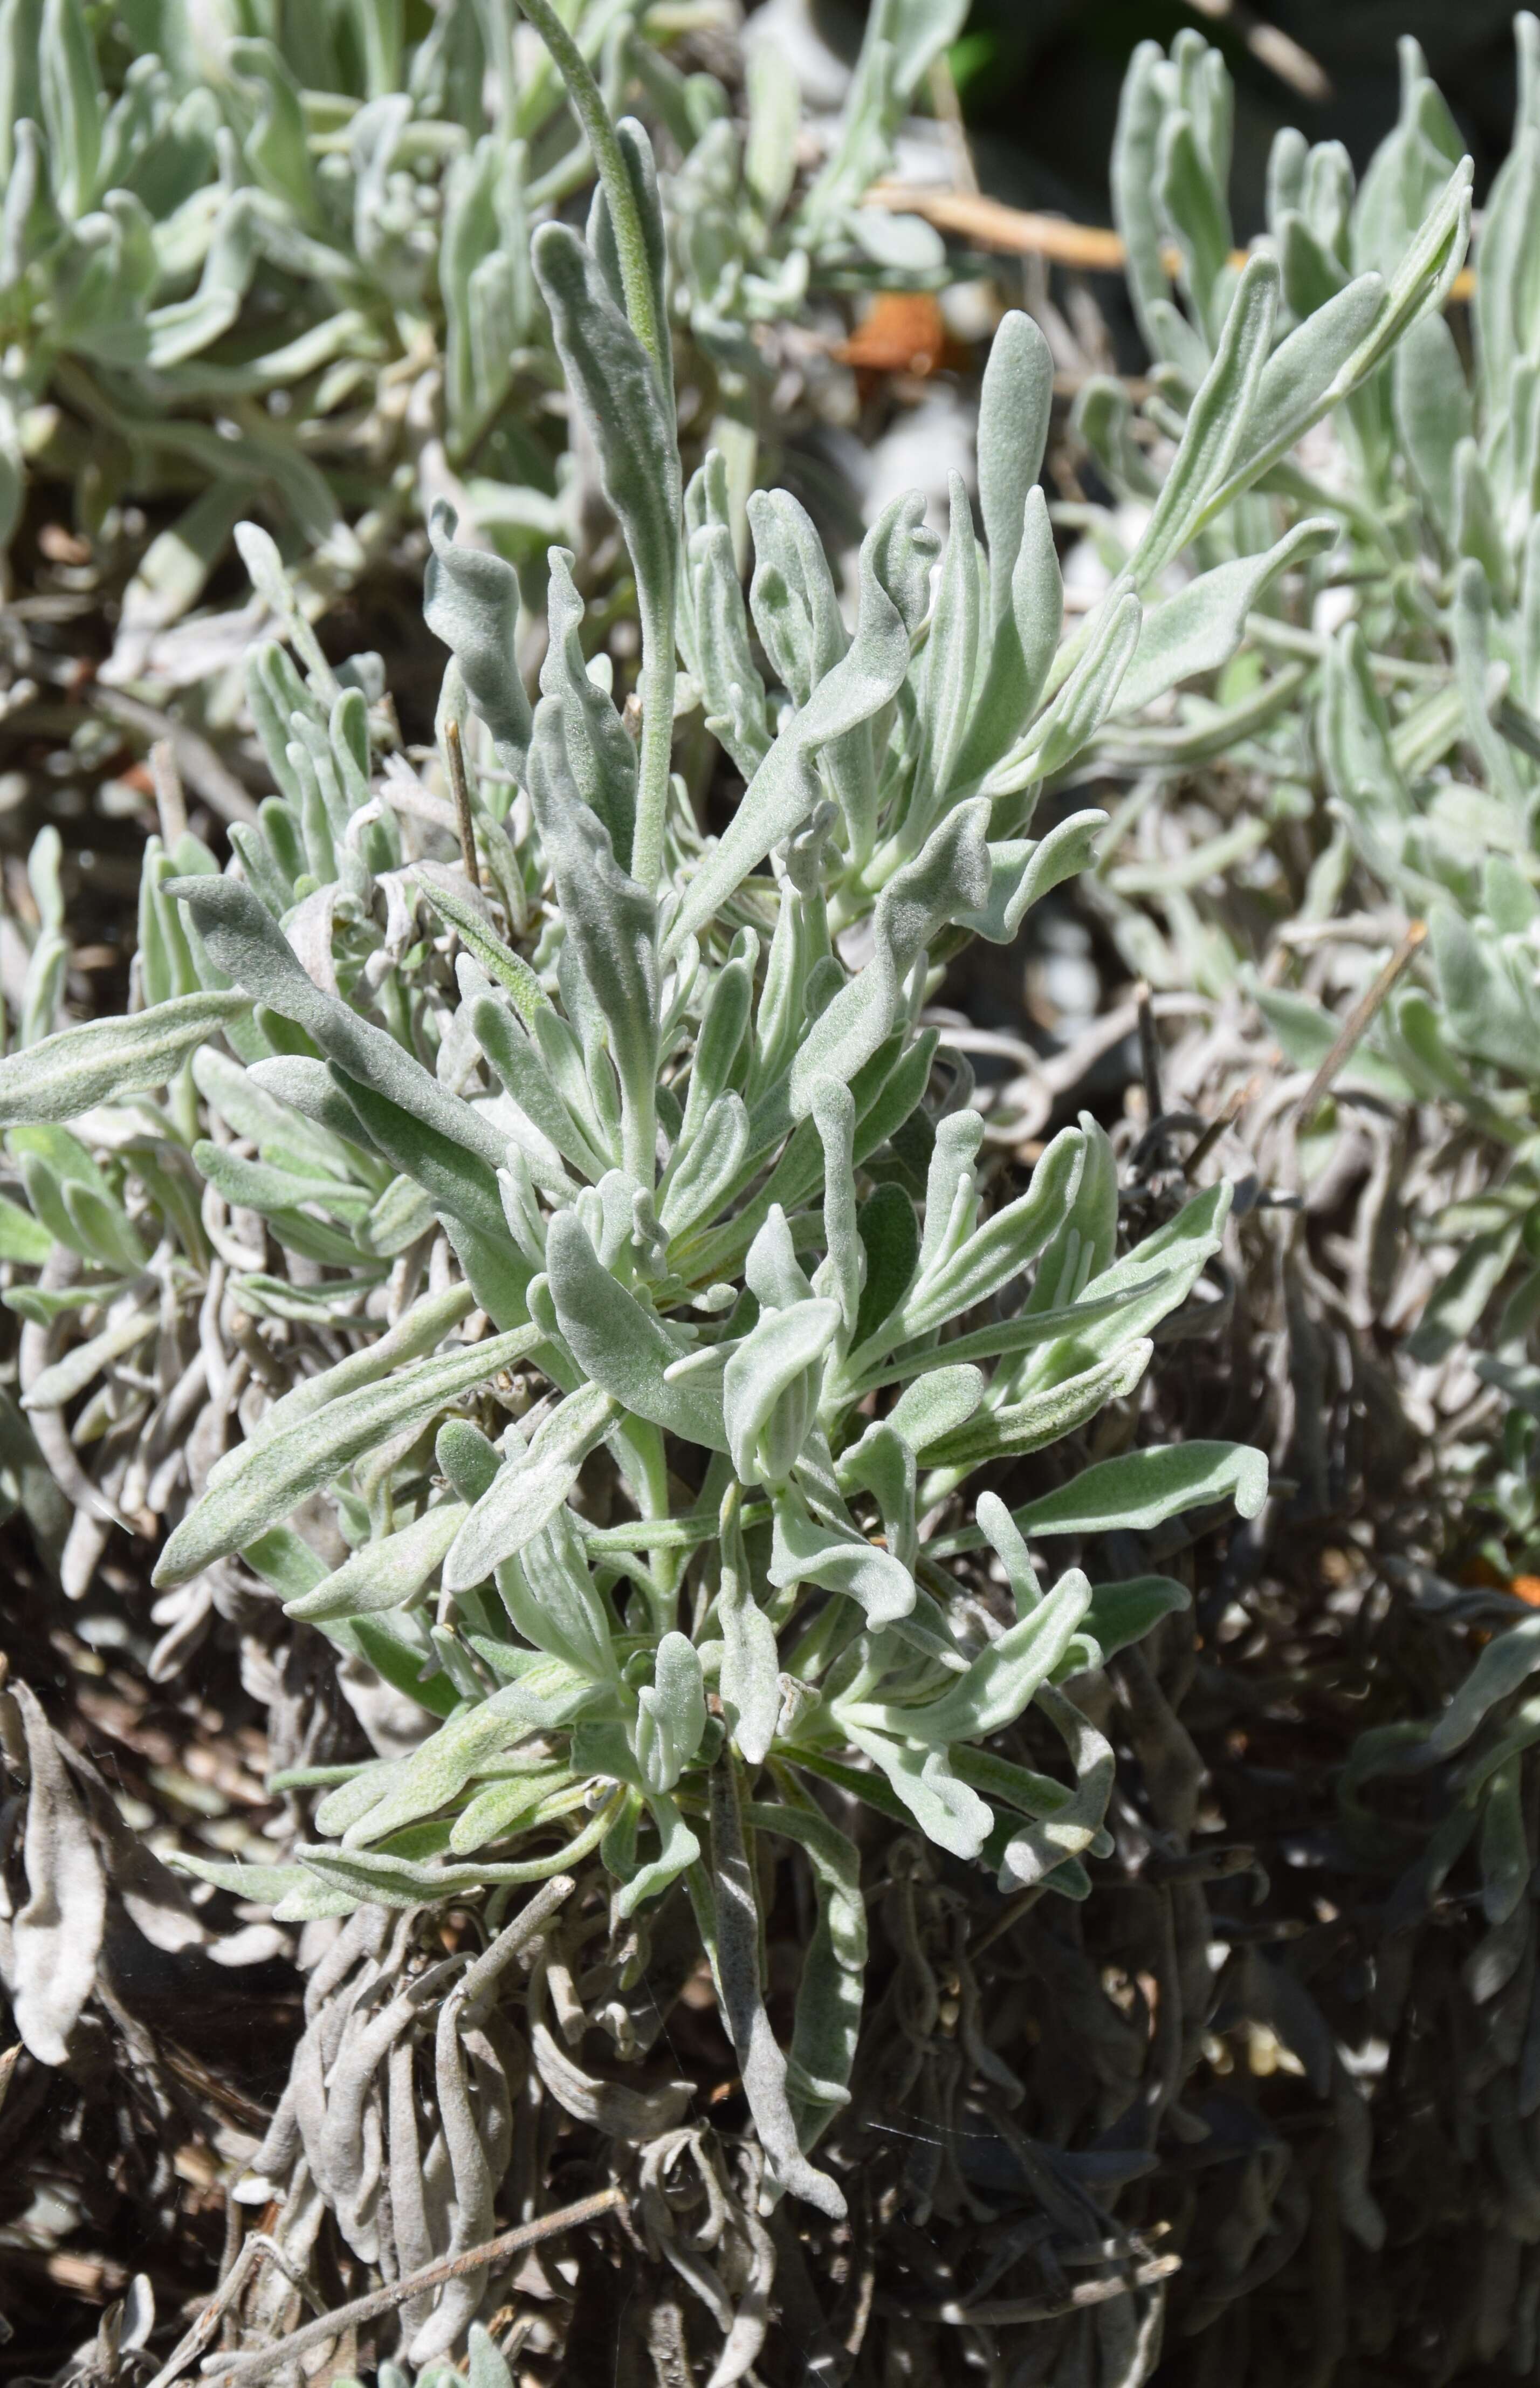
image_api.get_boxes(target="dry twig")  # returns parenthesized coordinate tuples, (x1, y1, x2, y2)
(194, 2190, 627, 2388)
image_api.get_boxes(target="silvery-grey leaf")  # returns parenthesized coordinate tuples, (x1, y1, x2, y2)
(724, 1299, 841, 1489)
(530, 2018, 692, 2139)
(546, 1210, 728, 1449)
(706, 1759, 846, 2218)
(423, 502, 532, 776)
(0, 991, 250, 1124)
(788, 802, 992, 1117)
(977, 310, 1055, 626)
(155, 1323, 539, 1586)
(287, 1504, 468, 1622)
(445, 1382, 617, 1590)
(0, 1683, 105, 2066)
(768, 1481, 913, 1627)
(667, 494, 931, 956)
(717, 1493, 780, 1766)
(167, 877, 511, 1181)
(526, 694, 658, 1182)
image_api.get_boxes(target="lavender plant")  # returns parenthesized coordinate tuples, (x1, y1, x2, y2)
(15, 19, 1540, 2383)
(0, 58, 1312, 2250)
(0, 540, 544, 1614)
(2, 0, 618, 603)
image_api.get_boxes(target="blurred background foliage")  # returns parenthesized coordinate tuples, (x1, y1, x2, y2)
(843, 0, 1523, 233)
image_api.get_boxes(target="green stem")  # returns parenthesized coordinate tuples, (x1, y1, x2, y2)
(514, 0, 663, 375)
(517, 0, 678, 904)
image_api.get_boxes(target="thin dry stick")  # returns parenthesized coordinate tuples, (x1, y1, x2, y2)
(195, 2188, 625, 2388)
(926, 2252, 1181, 2325)
(1182, 0, 1331, 101)
(1184, 1075, 1261, 1178)
(862, 183, 1477, 305)
(1294, 921, 1427, 1122)
(968, 1883, 1046, 1961)
(444, 716, 480, 891)
(142, 2236, 322, 2388)
(1135, 980, 1165, 1129)
(866, 183, 1130, 273)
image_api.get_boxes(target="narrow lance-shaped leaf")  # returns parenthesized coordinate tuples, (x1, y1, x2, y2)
(444, 1382, 619, 1590)
(854, 1567, 1092, 1746)
(286, 1505, 469, 1622)
(165, 876, 511, 1178)
(545, 1210, 729, 1450)
(892, 1123, 1086, 1344)
(929, 1439, 1269, 1559)
(717, 1488, 780, 1766)
(747, 1788, 865, 2150)
(155, 1326, 541, 1586)
(1125, 252, 1280, 593)
(1110, 518, 1337, 719)
(525, 695, 658, 1183)
(705, 1759, 847, 2218)
(0, 992, 250, 1124)
(424, 504, 533, 777)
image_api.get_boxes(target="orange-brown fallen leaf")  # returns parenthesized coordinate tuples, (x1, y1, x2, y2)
(837, 291, 955, 379)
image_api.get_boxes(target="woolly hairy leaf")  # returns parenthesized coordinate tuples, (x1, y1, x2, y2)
(286, 1504, 469, 1622)
(934, 1439, 1268, 1561)
(1127, 254, 1279, 589)
(417, 877, 548, 1026)
(705, 1760, 846, 2217)
(768, 1483, 915, 1627)
(0, 1685, 106, 2067)
(424, 505, 533, 771)
(1424, 1618, 1540, 1760)
(852, 1568, 1092, 1746)
(837, 1725, 993, 1860)
(0, 992, 250, 1123)
(545, 1210, 729, 1449)
(718, 1491, 780, 1766)
(1112, 519, 1337, 718)
(978, 310, 1055, 623)
(892, 1124, 1085, 1343)
(1081, 1574, 1191, 1662)
(924, 1344, 1153, 1471)
(636, 1632, 707, 1792)
(501, 1509, 620, 1682)
(725, 1299, 841, 1488)
(886, 1366, 986, 1453)
(166, 877, 510, 1177)
(320, 1666, 608, 1850)
(155, 1326, 539, 1585)
(1431, 904, 1540, 1080)
(444, 1383, 618, 1589)
(218, 1285, 476, 1474)
(788, 804, 992, 1116)
(526, 696, 659, 1177)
